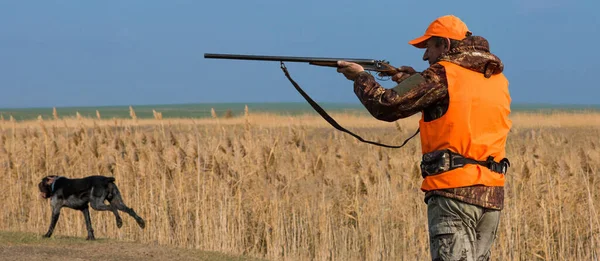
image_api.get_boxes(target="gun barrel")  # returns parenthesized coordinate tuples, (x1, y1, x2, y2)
(203, 53, 378, 64)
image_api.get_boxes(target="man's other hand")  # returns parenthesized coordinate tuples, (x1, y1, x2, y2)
(337, 61, 365, 81)
(391, 66, 417, 83)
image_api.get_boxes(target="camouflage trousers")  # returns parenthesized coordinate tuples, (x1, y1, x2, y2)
(427, 195, 501, 261)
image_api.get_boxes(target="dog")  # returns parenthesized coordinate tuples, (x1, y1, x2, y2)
(38, 175, 145, 240)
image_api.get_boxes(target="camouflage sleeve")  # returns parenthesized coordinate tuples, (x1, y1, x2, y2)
(352, 63, 448, 122)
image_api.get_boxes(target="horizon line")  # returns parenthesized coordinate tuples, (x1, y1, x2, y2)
(2, 101, 600, 111)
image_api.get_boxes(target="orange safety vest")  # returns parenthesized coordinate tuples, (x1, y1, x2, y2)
(419, 61, 512, 191)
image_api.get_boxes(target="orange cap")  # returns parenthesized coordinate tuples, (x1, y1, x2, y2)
(408, 15, 471, 48)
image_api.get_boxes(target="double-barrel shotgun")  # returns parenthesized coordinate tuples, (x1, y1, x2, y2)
(203, 53, 419, 149)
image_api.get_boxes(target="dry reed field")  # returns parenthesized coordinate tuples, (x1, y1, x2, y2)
(0, 110, 599, 261)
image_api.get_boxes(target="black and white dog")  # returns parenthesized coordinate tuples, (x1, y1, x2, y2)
(38, 175, 145, 240)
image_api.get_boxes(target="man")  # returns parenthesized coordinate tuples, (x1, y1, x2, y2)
(336, 15, 512, 261)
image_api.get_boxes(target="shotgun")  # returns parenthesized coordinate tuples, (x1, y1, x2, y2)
(203, 52, 418, 149)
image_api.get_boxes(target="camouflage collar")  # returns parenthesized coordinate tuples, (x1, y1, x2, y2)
(438, 36, 504, 77)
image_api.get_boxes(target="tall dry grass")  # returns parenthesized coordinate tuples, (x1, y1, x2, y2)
(0, 112, 599, 260)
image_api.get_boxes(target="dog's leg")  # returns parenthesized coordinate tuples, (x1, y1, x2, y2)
(111, 207, 123, 228)
(89, 189, 123, 228)
(113, 201, 145, 229)
(108, 184, 146, 229)
(81, 207, 96, 240)
(43, 206, 61, 238)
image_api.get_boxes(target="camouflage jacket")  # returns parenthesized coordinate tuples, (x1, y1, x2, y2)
(352, 36, 507, 210)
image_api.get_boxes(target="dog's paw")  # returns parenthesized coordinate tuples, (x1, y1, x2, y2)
(116, 218, 123, 228)
(42, 234, 51, 238)
(136, 218, 146, 229)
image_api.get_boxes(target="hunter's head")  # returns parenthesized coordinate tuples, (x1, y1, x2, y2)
(408, 15, 472, 65)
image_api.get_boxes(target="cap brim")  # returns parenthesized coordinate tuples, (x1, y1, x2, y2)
(408, 35, 430, 48)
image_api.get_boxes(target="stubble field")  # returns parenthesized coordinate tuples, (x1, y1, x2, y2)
(0, 111, 598, 260)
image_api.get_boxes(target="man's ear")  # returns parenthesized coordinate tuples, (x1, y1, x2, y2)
(445, 38, 451, 52)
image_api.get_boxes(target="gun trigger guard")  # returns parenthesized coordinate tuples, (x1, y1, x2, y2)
(376, 74, 390, 81)
(280, 61, 286, 69)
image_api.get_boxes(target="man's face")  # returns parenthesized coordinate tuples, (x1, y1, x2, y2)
(422, 37, 447, 65)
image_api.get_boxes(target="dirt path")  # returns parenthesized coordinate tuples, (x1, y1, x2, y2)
(0, 231, 267, 261)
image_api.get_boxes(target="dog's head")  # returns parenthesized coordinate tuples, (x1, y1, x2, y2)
(38, 175, 59, 199)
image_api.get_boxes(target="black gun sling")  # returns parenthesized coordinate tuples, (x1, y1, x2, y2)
(279, 62, 419, 149)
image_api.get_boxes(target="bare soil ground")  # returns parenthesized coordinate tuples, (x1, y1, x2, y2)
(0, 231, 267, 261)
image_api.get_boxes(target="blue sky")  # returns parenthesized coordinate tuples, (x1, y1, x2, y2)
(0, 0, 597, 108)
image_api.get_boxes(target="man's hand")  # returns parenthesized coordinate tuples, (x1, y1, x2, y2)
(391, 66, 417, 83)
(337, 61, 365, 81)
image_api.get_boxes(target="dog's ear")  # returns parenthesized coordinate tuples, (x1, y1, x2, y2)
(38, 178, 51, 198)
(41, 175, 56, 181)
(43, 176, 57, 186)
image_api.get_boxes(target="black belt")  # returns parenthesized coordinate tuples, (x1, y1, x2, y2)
(453, 155, 510, 174)
(420, 149, 510, 178)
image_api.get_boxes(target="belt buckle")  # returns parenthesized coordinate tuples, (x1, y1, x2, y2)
(499, 158, 510, 174)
